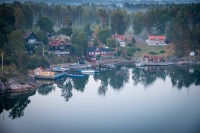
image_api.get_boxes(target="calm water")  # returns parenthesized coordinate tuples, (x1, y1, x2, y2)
(1, 66, 200, 133)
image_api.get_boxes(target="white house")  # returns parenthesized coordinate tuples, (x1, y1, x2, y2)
(190, 51, 195, 56)
(146, 36, 166, 45)
(112, 34, 126, 47)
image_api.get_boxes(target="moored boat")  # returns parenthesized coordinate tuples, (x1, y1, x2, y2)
(66, 74, 85, 78)
(77, 69, 99, 74)
(52, 66, 70, 72)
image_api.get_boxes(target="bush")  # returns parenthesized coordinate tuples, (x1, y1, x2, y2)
(136, 48, 141, 51)
(131, 37, 136, 44)
(127, 47, 136, 53)
(126, 51, 133, 56)
(127, 43, 135, 47)
(27, 55, 49, 69)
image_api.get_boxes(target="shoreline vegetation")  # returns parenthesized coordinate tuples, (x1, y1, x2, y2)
(0, 1, 200, 93)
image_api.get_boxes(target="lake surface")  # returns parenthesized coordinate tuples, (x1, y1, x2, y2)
(1, 66, 200, 133)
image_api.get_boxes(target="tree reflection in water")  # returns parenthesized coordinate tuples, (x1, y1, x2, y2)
(95, 67, 130, 95)
(0, 90, 35, 119)
(36, 66, 200, 102)
(37, 84, 55, 95)
(168, 66, 200, 89)
(132, 66, 200, 89)
(98, 81, 108, 96)
(61, 78, 73, 102)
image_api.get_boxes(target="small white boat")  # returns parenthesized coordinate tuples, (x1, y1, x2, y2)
(135, 62, 143, 67)
(78, 69, 99, 74)
(52, 66, 69, 72)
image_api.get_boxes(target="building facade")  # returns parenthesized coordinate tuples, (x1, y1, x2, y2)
(146, 36, 166, 45)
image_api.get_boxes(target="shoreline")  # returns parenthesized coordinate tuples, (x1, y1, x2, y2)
(1, 57, 200, 94)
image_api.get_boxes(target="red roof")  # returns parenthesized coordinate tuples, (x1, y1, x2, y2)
(112, 34, 125, 41)
(35, 67, 45, 72)
(143, 54, 150, 58)
(50, 40, 66, 46)
(23, 31, 33, 39)
(149, 36, 165, 40)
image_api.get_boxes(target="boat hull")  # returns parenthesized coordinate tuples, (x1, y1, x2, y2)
(66, 74, 84, 78)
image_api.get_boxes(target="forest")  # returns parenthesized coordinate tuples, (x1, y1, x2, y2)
(0, 1, 200, 72)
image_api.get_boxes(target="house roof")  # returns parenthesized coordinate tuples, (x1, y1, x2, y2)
(50, 40, 66, 46)
(87, 46, 112, 52)
(143, 54, 150, 58)
(112, 34, 125, 41)
(35, 67, 45, 72)
(23, 32, 36, 39)
(149, 36, 165, 40)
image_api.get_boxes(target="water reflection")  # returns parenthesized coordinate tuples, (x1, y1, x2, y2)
(132, 66, 200, 89)
(0, 90, 35, 119)
(95, 67, 130, 94)
(35, 66, 200, 101)
(132, 66, 167, 87)
(168, 66, 200, 89)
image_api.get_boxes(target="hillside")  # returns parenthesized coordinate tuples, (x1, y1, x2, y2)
(126, 35, 169, 61)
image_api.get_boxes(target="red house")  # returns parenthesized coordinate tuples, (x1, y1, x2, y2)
(143, 54, 150, 62)
(86, 46, 113, 62)
(146, 36, 166, 45)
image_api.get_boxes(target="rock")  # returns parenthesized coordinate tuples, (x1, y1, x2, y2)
(0, 79, 5, 91)
(6, 83, 36, 93)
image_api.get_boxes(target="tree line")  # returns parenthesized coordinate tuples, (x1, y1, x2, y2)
(0, 1, 200, 73)
(132, 3, 200, 57)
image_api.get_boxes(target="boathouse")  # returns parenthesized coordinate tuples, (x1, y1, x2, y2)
(143, 54, 150, 62)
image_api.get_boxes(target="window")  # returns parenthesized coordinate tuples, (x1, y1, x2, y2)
(28, 39, 36, 43)
(60, 46, 65, 49)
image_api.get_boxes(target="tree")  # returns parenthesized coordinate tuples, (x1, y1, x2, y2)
(36, 17, 54, 34)
(61, 27, 73, 37)
(93, 38, 99, 47)
(106, 38, 119, 48)
(6, 30, 27, 72)
(131, 37, 136, 44)
(111, 9, 129, 35)
(61, 17, 73, 37)
(14, 7, 25, 29)
(98, 9, 109, 28)
(159, 50, 166, 54)
(97, 28, 111, 44)
(133, 12, 144, 35)
(71, 29, 88, 56)
(63, 17, 72, 27)
(34, 30, 48, 45)
(84, 23, 92, 37)
(149, 51, 158, 59)
(22, 4, 33, 29)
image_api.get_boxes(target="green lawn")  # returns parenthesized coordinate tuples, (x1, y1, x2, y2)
(132, 43, 169, 61)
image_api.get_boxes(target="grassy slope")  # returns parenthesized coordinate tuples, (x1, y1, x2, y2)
(132, 43, 169, 60)
(125, 34, 169, 61)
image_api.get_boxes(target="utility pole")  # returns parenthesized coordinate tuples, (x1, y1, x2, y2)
(116, 33, 118, 56)
(42, 43, 44, 56)
(1, 52, 3, 71)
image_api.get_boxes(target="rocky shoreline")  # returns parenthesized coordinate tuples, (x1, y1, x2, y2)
(0, 55, 200, 94)
(0, 75, 37, 94)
